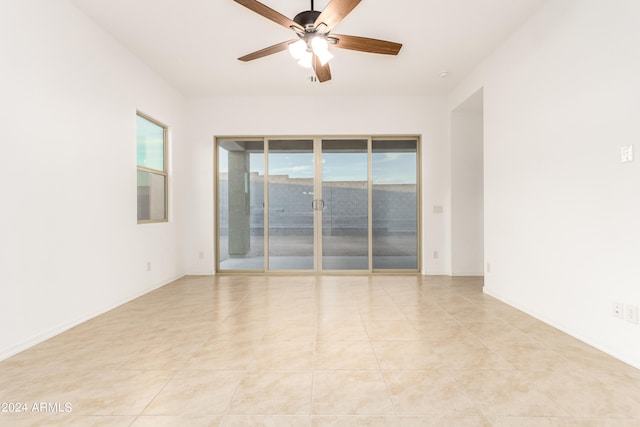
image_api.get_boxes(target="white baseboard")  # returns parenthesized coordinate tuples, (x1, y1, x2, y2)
(186, 269, 216, 276)
(422, 270, 451, 276)
(0, 274, 185, 362)
(484, 287, 640, 370)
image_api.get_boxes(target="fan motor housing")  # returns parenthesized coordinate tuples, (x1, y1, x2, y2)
(293, 10, 321, 30)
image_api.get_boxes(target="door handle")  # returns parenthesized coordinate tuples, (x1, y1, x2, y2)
(311, 199, 325, 211)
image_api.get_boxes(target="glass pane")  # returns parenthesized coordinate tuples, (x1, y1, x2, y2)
(218, 140, 265, 270)
(137, 170, 166, 221)
(372, 139, 418, 269)
(136, 115, 165, 170)
(322, 139, 369, 270)
(268, 139, 314, 270)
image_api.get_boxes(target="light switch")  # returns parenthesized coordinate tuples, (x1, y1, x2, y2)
(621, 145, 634, 163)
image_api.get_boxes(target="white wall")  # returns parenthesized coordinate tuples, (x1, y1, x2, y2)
(183, 96, 451, 275)
(451, 104, 484, 276)
(14, 0, 635, 371)
(450, 0, 640, 368)
(0, 0, 187, 360)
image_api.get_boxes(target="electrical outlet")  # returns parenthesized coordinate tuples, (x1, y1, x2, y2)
(433, 251, 439, 259)
(621, 145, 634, 163)
(486, 262, 491, 273)
(146, 261, 151, 272)
(612, 302, 624, 319)
(624, 304, 639, 324)
(199, 251, 204, 259)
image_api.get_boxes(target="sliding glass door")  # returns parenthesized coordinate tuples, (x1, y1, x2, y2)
(321, 139, 369, 270)
(372, 139, 419, 269)
(216, 136, 420, 273)
(267, 140, 315, 271)
(217, 139, 265, 270)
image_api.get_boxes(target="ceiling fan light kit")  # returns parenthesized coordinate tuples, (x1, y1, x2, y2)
(288, 39, 307, 60)
(288, 36, 333, 68)
(310, 37, 333, 66)
(233, 0, 402, 83)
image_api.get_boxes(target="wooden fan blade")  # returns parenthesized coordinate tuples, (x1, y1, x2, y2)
(331, 34, 402, 55)
(314, 0, 361, 32)
(233, 0, 303, 31)
(312, 55, 332, 82)
(238, 40, 297, 62)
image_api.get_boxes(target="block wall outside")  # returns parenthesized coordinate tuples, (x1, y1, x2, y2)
(219, 175, 416, 236)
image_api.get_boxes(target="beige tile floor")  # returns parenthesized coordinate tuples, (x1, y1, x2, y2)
(1, 275, 640, 426)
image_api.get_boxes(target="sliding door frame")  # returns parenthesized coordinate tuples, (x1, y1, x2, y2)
(214, 135, 421, 275)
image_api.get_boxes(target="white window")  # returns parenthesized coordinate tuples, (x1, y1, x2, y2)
(136, 112, 167, 223)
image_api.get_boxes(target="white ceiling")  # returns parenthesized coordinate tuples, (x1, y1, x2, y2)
(69, 0, 546, 97)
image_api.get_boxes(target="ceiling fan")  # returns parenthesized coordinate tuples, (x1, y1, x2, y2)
(233, 0, 403, 83)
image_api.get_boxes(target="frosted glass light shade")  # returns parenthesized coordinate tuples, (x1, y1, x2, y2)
(311, 36, 333, 66)
(316, 49, 333, 66)
(288, 39, 307, 60)
(311, 36, 328, 53)
(298, 50, 312, 68)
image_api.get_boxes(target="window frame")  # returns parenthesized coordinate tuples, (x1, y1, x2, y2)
(136, 111, 168, 224)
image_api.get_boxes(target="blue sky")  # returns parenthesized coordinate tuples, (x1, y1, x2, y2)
(136, 115, 164, 170)
(219, 149, 416, 184)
